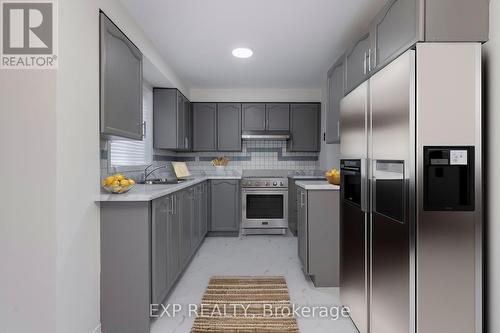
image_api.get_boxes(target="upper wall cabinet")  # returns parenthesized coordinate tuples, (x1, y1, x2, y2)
(345, 33, 373, 95)
(266, 104, 290, 131)
(100, 12, 143, 140)
(342, 0, 488, 95)
(153, 88, 191, 151)
(289, 104, 320, 152)
(242, 103, 290, 132)
(371, 0, 489, 74)
(192, 103, 217, 151)
(242, 104, 266, 131)
(326, 56, 345, 144)
(217, 103, 242, 151)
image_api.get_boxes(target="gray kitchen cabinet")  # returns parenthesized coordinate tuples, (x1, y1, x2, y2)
(191, 184, 203, 250)
(371, 0, 489, 74)
(100, 12, 143, 140)
(194, 182, 208, 243)
(296, 187, 307, 271)
(201, 182, 208, 237)
(179, 188, 193, 268)
(153, 88, 191, 151)
(242, 104, 266, 131)
(289, 104, 320, 152)
(217, 103, 242, 151)
(151, 196, 170, 307)
(326, 56, 344, 144)
(345, 33, 373, 94)
(192, 103, 217, 151)
(266, 104, 290, 131)
(296, 185, 340, 287)
(371, 0, 419, 72)
(209, 179, 240, 235)
(100, 182, 209, 333)
(168, 194, 181, 284)
(288, 176, 326, 236)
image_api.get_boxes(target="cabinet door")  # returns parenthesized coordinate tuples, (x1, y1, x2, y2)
(192, 103, 217, 151)
(345, 33, 372, 94)
(100, 13, 143, 140)
(201, 182, 208, 237)
(153, 89, 178, 150)
(266, 104, 290, 131)
(179, 189, 193, 268)
(176, 92, 187, 150)
(185, 98, 192, 150)
(242, 104, 266, 131)
(210, 180, 240, 232)
(151, 196, 169, 305)
(217, 104, 242, 151)
(372, 0, 419, 71)
(191, 186, 201, 250)
(289, 104, 320, 152)
(326, 58, 344, 144)
(168, 195, 181, 283)
(297, 188, 308, 271)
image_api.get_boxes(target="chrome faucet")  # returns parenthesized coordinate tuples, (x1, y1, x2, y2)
(144, 164, 168, 181)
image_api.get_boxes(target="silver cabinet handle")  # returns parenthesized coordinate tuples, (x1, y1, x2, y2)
(337, 121, 340, 141)
(363, 51, 367, 75)
(368, 49, 372, 73)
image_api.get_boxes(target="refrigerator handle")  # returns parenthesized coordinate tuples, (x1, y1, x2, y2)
(361, 158, 369, 213)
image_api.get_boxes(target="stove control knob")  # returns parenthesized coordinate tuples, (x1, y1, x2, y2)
(273, 181, 278, 186)
(265, 182, 270, 186)
(280, 182, 284, 186)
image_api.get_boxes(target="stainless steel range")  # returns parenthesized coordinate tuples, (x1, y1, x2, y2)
(241, 170, 289, 235)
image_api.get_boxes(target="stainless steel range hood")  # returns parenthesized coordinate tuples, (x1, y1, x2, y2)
(241, 130, 290, 141)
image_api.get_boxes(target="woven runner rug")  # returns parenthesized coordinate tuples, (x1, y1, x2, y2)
(191, 276, 299, 332)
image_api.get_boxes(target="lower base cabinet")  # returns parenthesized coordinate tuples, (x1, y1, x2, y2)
(297, 187, 340, 287)
(208, 179, 240, 236)
(100, 181, 209, 333)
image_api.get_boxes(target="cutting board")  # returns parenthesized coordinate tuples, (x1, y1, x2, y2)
(171, 162, 192, 179)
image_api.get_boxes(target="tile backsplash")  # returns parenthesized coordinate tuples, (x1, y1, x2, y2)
(101, 139, 319, 180)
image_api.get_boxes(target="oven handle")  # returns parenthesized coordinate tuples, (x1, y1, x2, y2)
(242, 188, 288, 194)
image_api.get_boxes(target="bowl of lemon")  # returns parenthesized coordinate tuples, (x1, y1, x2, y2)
(102, 174, 136, 194)
(325, 169, 341, 186)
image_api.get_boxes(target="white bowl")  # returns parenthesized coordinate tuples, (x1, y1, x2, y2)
(214, 166, 226, 174)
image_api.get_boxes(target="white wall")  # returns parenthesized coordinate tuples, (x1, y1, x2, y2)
(0, 71, 57, 333)
(56, 1, 185, 332)
(190, 88, 321, 102)
(483, 1, 500, 332)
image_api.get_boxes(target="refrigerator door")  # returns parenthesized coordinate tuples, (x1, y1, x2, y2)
(340, 82, 369, 333)
(416, 43, 482, 333)
(369, 50, 416, 333)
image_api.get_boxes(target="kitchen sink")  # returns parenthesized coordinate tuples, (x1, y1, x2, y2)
(138, 178, 184, 185)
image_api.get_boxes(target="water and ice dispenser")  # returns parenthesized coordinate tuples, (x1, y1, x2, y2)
(423, 147, 475, 211)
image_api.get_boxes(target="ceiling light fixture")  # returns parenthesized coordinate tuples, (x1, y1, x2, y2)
(232, 47, 253, 58)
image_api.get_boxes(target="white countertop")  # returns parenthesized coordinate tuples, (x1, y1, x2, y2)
(96, 176, 241, 202)
(288, 175, 326, 179)
(295, 180, 340, 191)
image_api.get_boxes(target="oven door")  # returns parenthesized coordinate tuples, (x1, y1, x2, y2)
(242, 189, 288, 229)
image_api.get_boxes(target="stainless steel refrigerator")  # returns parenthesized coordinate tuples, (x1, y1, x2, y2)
(339, 43, 482, 333)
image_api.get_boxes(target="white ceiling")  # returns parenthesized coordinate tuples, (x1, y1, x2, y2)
(120, 0, 387, 90)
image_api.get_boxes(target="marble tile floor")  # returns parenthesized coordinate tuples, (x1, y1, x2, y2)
(151, 235, 358, 333)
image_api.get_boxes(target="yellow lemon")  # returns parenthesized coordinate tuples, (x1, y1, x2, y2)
(128, 179, 135, 185)
(120, 179, 130, 187)
(104, 176, 115, 186)
(115, 174, 125, 181)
